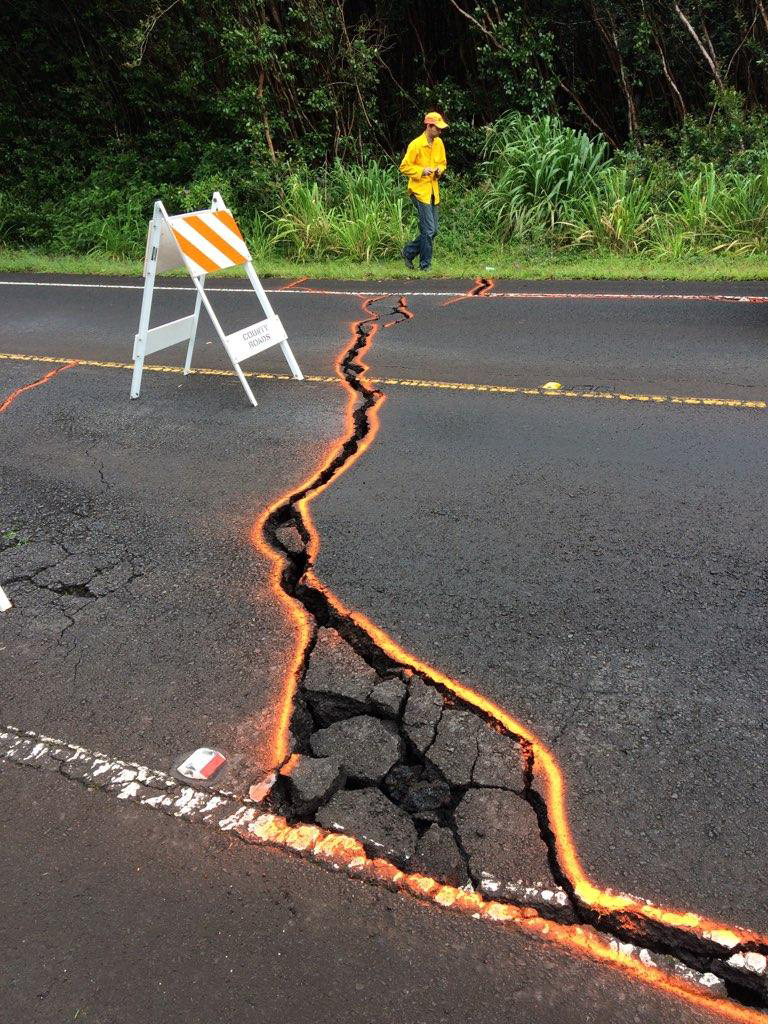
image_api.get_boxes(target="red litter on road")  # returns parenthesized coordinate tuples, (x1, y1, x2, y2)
(175, 748, 227, 783)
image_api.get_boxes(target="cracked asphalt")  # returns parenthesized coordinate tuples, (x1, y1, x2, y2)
(310, 284, 768, 939)
(2, 273, 766, 1021)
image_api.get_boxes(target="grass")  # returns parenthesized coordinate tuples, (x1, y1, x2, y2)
(2, 245, 768, 281)
(481, 113, 612, 237)
(5, 120, 768, 282)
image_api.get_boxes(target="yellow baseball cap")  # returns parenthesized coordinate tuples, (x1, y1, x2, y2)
(424, 111, 448, 129)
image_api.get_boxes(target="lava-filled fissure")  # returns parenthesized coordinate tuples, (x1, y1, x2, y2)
(256, 293, 768, 1017)
(441, 277, 494, 306)
(0, 360, 79, 414)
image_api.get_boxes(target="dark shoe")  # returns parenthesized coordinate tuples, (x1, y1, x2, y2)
(402, 247, 414, 270)
(420, 265, 431, 271)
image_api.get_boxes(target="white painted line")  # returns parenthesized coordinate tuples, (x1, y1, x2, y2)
(0, 280, 458, 298)
(1, 280, 766, 304)
(0, 586, 11, 612)
(0, 279, 165, 291)
(0, 723, 747, 1001)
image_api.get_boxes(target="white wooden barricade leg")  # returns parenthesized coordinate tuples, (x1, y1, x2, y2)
(244, 262, 303, 380)
(183, 273, 205, 375)
(130, 204, 162, 399)
(132, 200, 202, 399)
(191, 275, 259, 407)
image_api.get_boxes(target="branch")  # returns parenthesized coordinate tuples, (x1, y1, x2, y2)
(335, 0, 375, 132)
(724, 11, 758, 82)
(556, 76, 619, 147)
(672, 2, 724, 87)
(447, 0, 503, 49)
(643, 2, 686, 119)
(129, 0, 185, 67)
(588, 1, 638, 135)
(257, 69, 277, 163)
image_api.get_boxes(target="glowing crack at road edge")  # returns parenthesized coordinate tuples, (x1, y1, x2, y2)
(249, 292, 768, 1021)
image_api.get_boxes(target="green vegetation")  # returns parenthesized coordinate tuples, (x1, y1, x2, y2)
(0, 528, 27, 548)
(4, 245, 768, 283)
(4, 3, 768, 278)
(5, 125, 768, 277)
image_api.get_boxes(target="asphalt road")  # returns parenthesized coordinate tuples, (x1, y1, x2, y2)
(2, 272, 766, 1021)
(2, 762, 714, 1024)
(0, 350, 345, 788)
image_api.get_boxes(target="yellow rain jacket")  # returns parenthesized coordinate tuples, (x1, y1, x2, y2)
(399, 132, 447, 204)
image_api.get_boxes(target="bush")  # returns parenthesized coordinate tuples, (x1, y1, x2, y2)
(480, 113, 611, 238)
(565, 167, 655, 253)
(672, 87, 768, 174)
(650, 161, 768, 256)
(270, 160, 405, 261)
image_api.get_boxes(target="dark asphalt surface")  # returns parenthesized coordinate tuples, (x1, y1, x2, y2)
(384, 287, 768, 398)
(2, 273, 768, 393)
(313, 385, 768, 932)
(0, 274, 362, 377)
(1, 272, 766, 1020)
(1, 762, 719, 1024)
(310, 280, 768, 934)
(0, 352, 345, 787)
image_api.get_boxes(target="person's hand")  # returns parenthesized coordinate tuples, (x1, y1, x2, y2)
(421, 167, 433, 177)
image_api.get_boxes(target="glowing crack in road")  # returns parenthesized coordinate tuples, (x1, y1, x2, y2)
(2, 290, 768, 1019)
(252, 290, 768, 1020)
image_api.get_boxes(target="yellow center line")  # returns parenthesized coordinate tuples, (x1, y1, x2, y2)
(0, 350, 765, 411)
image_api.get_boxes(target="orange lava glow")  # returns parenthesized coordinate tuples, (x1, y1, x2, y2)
(0, 361, 78, 414)
(236, 810, 768, 1024)
(249, 292, 768, 1018)
(383, 296, 413, 328)
(251, 295, 387, 766)
(441, 276, 495, 307)
(303, 576, 768, 948)
(279, 276, 310, 290)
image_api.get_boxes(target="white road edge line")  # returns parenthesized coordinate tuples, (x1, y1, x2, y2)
(1, 280, 766, 303)
(0, 280, 459, 298)
(0, 723, 739, 998)
(0, 586, 11, 611)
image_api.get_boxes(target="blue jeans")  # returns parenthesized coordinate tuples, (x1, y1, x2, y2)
(404, 196, 440, 269)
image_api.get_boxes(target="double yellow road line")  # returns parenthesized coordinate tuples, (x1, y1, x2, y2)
(0, 351, 765, 411)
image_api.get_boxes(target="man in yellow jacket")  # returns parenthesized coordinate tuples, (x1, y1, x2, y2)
(400, 111, 448, 271)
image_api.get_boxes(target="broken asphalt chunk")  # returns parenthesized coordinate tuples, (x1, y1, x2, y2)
(302, 627, 379, 723)
(414, 824, 469, 887)
(455, 787, 574, 921)
(427, 708, 481, 786)
(281, 754, 346, 816)
(310, 715, 402, 784)
(402, 677, 444, 752)
(315, 787, 416, 866)
(472, 723, 526, 792)
(370, 678, 406, 718)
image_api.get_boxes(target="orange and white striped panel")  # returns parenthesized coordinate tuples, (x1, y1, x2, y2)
(169, 209, 250, 276)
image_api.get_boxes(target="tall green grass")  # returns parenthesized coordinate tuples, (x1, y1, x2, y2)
(270, 161, 405, 261)
(566, 167, 655, 252)
(4, 119, 768, 264)
(480, 113, 611, 237)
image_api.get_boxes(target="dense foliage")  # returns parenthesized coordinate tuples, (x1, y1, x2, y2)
(3, 1, 768, 261)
